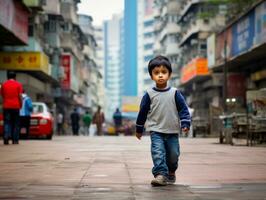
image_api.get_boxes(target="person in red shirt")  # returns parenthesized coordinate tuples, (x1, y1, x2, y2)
(1, 71, 23, 145)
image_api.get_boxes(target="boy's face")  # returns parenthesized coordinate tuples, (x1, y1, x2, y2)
(151, 65, 171, 88)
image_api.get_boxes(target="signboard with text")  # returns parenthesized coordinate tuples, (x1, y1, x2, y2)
(215, 27, 232, 65)
(180, 58, 209, 84)
(60, 54, 71, 90)
(255, 1, 266, 45)
(0, 52, 49, 74)
(232, 11, 255, 57)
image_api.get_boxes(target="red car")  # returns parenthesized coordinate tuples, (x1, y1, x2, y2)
(0, 102, 54, 140)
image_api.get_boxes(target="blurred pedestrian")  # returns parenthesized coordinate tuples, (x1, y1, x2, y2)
(19, 90, 33, 139)
(135, 56, 191, 186)
(82, 110, 92, 135)
(70, 108, 80, 136)
(57, 112, 64, 135)
(93, 106, 105, 135)
(1, 71, 23, 145)
(113, 108, 122, 135)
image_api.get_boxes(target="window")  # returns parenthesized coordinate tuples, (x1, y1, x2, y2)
(44, 20, 57, 32)
(144, 43, 153, 50)
(144, 20, 154, 27)
(144, 32, 153, 38)
(144, 55, 153, 62)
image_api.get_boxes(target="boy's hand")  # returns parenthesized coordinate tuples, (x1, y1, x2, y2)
(136, 133, 142, 140)
(182, 127, 189, 135)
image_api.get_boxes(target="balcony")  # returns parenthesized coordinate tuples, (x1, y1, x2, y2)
(165, 43, 179, 56)
(179, 18, 212, 46)
(159, 23, 180, 42)
(179, 0, 206, 20)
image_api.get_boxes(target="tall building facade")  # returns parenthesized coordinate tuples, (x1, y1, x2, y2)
(153, 0, 183, 87)
(137, 0, 155, 96)
(123, 0, 137, 96)
(94, 26, 105, 108)
(78, 14, 102, 111)
(177, 0, 226, 136)
(104, 14, 123, 120)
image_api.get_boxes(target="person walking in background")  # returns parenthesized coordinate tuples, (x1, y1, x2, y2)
(70, 108, 80, 136)
(93, 106, 105, 136)
(1, 71, 23, 145)
(57, 112, 64, 135)
(135, 56, 191, 186)
(113, 108, 122, 135)
(82, 110, 92, 135)
(19, 90, 33, 139)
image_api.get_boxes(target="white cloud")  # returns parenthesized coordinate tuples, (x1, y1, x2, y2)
(77, 0, 124, 26)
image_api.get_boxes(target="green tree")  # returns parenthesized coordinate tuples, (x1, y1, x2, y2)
(200, 0, 260, 23)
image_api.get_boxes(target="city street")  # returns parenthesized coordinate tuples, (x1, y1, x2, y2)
(0, 136, 266, 200)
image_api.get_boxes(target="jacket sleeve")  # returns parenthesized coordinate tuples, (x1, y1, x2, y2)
(135, 92, 151, 134)
(175, 91, 191, 129)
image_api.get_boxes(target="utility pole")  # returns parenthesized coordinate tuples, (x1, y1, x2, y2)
(223, 39, 228, 114)
(220, 38, 228, 144)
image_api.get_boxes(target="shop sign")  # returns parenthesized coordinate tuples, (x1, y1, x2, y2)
(180, 58, 209, 84)
(232, 11, 255, 57)
(215, 27, 232, 65)
(254, 1, 266, 45)
(0, 52, 49, 74)
(60, 54, 71, 89)
(122, 96, 141, 112)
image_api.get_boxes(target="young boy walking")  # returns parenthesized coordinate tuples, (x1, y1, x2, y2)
(135, 55, 191, 186)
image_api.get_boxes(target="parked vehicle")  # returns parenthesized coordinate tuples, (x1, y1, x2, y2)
(0, 102, 54, 140)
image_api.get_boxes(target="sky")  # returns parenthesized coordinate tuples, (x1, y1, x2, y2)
(77, 0, 124, 26)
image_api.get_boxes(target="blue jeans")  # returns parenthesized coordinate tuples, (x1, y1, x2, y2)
(150, 132, 180, 177)
(3, 109, 20, 142)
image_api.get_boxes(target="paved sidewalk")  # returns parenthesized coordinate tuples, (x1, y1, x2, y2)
(0, 136, 266, 199)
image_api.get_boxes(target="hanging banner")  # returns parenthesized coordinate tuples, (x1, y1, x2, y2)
(60, 54, 71, 90)
(180, 58, 209, 84)
(232, 11, 255, 57)
(254, 1, 266, 45)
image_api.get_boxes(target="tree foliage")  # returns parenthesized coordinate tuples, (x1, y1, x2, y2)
(201, 0, 260, 22)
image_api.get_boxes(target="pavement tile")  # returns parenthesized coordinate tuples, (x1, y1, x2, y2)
(0, 136, 266, 199)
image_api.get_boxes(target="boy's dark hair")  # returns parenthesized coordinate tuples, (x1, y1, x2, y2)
(148, 55, 172, 77)
(7, 71, 16, 79)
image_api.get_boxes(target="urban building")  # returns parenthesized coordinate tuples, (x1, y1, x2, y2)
(123, 0, 138, 96)
(0, 0, 57, 109)
(78, 14, 102, 112)
(0, 0, 99, 135)
(178, 0, 226, 136)
(104, 14, 123, 120)
(137, 0, 155, 95)
(209, 0, 266, 137)
(94, 26, 105, 109)
(153, 0, 183, 87)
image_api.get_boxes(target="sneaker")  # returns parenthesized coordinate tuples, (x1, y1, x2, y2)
(166, 174, 176, 184)
(151, 175, 167, 186)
